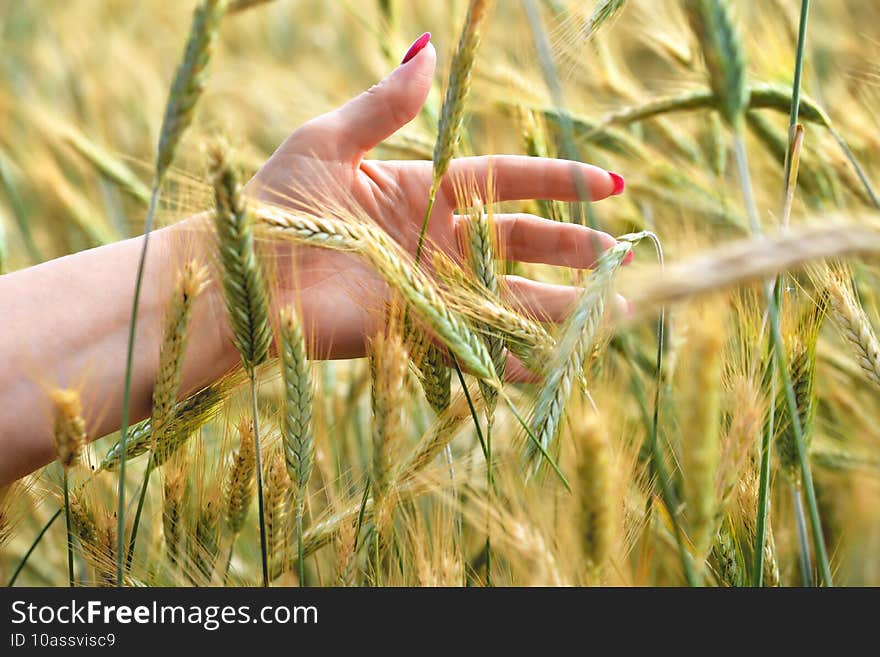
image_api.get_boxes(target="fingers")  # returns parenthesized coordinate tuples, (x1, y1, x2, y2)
(501, 275, 628, 323)
(328, 36, 436, 158)
(454, 212, 620, 269)
(444, 155, 624, 204)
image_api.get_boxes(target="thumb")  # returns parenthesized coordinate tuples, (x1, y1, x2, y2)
(330, 33, 435, 159)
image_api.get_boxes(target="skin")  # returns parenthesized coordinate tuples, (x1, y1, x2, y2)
(0, 40, 628, 486)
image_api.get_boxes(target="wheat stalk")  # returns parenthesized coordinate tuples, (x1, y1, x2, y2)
(151, 260, 208, 458)
(280, 395, 477, 577)
(369, 330, 407, 582)
(93, 511, 118, 587)
(623, 222, 880, 319)
(279, 306, 313, 585)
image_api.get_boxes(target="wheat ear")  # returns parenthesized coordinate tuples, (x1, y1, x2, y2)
(209, 139, 273, 586)
(465, 197, 504, 584)
(162, 458, 187, 569)
(575, 411, 614, 577)
(225, 419, 256, 536)
(209, 142, 272, 373)
(416, 0, 492, 262)
(419, 345, 451, 414)
(50, 389, 86, 469)
(526, 241, 631, 471)
(712, 521, 741, 586)
(102, 370, 245, 471)
(151, 260, 208, 459)
(827, 278, 880, 388)
(680, 317, 723, 565)
(585, 0, 626, 39)
(191, 498, 220, 583)
(466, 198, 505, 415)
(50, 388, 86, 585)
(369, 330, 408, 583)
(258, 209, 497, 381)
(683, 0, 748, 130)
(279, 306, 313, 585)
(264, 449, 290, 581)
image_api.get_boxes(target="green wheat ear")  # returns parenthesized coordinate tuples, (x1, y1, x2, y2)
(683, 0, 748, 130)
(208, 140, 272, 373)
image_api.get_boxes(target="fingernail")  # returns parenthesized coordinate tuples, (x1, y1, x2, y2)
(609, 171, 625, 196)
(401, 32, 431, 65)
(623, 250, 634, 266)
(626, 300, 634, 316)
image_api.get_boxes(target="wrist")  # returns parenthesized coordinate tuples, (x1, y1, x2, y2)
(160, 215, 241, 392)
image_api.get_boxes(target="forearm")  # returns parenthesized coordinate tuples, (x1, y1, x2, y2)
(0, 218, 238, 485)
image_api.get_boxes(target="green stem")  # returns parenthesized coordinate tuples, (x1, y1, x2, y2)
(642, 237, 698, 585)
(8, 508, 62, 586)
(373, 521, 382, 586)
(648, 416, 698, 587)
(63, 470, 74, 587)
(116, 182, 160, 586)
(485, 416, 493, 587)
(753, 385, 774, 586)
(125, 463, 152, 572)
(250, 372, 269, 587)
(414, 187, 438, 266)
(757, 0, 811, 587)
(734, 134, 832, 586)
(792, 483, 813, 586)
(297, 506, 305, 586)
(502, 395, 571, 492)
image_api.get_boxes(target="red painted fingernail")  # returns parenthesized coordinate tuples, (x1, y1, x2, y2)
(623, 250, 634, 265)
(609, 171, 625, 196)
(401, 32, 431, 65)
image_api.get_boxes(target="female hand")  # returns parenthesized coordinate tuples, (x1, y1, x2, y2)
(245, 33, 627, 371)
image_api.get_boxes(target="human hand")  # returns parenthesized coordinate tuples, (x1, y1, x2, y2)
(245, 33, 627, 371)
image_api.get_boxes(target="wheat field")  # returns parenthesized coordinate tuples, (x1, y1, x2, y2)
(2, 0, 880, 587)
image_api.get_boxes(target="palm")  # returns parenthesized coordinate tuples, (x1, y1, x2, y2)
(248, 39, 624, 366)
